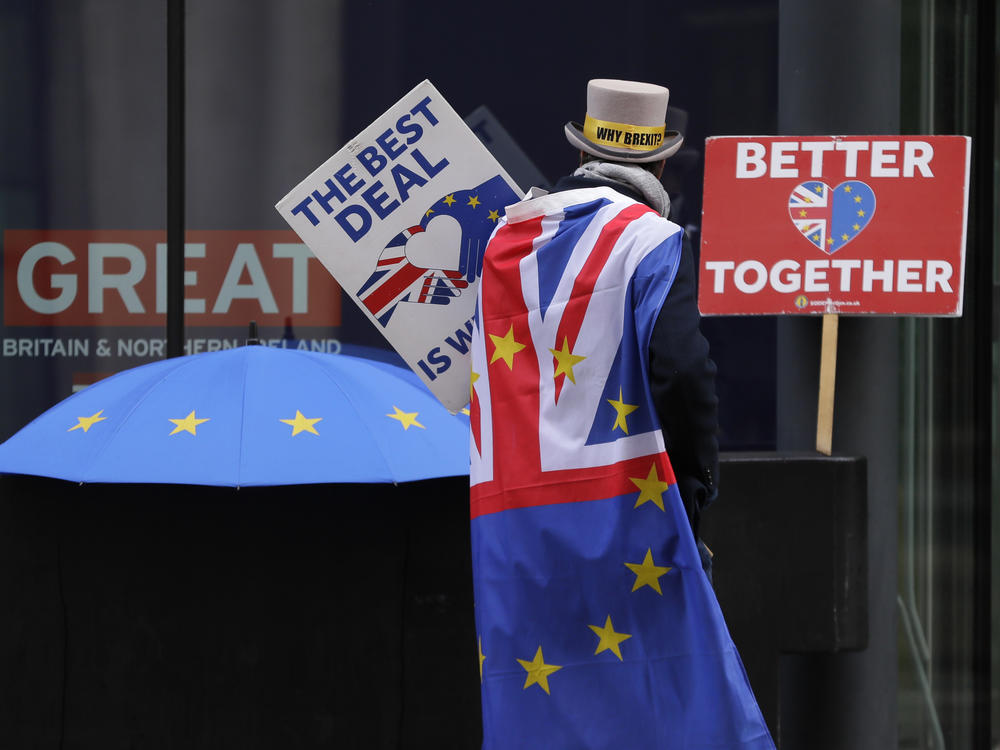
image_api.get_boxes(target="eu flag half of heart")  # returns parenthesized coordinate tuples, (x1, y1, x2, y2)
(469, 187, 775, 749)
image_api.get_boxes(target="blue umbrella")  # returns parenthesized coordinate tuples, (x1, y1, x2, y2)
(0, 346, 470, 486)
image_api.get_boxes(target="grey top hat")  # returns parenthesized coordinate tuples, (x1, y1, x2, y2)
(564, 79, 684, 163)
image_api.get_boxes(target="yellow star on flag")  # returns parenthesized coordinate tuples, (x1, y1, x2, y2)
(844, 185, 852, 192)
(813, 185, 823, 194)
(478, 637, 486, 682)
(387, 406, 424, 430)
(589, 615, 632, 660)
(630, 463, 670, 511)
(69, 410, 107, 433)
(425, 208, 434, 218)
(827, 237, 835, 245)
(812, 233, 820, 241)
(853, 223, 861, 231)
(517, 646, 562, 695)
(854, 195, 863, 203)
(280, 410, 322, 436)
(857, 209, 866, 217)
(549, 337, 586, 384)
(467, 195, 481, 208)
(607, 387, 639, 433)
(169, 410, 209, 436)
(470, 370, 480, 402)
(625, 548, 671, 594)
(798, 209, 807, 217)
(487, 209, 500, 222)
(442, 194, 456, 206)
(489, 325, 526, 369)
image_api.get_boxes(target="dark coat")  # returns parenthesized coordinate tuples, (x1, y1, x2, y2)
(552, 174, 719, 541)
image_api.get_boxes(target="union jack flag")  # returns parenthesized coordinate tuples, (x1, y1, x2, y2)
(788, 180, 831, 251)
(469, 186, 774, 749)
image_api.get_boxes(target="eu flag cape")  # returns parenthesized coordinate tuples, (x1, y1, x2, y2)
(469, 187, 774, 749)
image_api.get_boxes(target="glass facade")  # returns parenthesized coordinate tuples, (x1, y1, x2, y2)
(1, 0, 786, 448)
(0, 1, 169, 436)
(0, 1, 345, 443)
(898, 0, 998, 747)
(0, 1, 995, 746)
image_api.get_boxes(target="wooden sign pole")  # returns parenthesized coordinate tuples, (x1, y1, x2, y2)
(816, 314, 839, 455)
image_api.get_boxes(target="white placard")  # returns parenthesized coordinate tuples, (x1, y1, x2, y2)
(276, 80, 523, 412)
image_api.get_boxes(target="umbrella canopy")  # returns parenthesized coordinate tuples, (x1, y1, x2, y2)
(0, 346, 470, 486)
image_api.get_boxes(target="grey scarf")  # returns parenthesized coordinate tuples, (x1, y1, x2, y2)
(573, 161, 671, 217)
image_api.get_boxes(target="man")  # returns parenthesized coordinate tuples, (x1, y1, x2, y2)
(559, 80, 718, 575)
(468, 79, 773, 749)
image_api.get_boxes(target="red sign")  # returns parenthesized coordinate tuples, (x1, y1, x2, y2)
(698, 135, 970, 316)
(3, 230, 341, 327)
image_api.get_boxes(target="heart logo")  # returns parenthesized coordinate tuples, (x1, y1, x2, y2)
(404, 214, 463, 270)
(788, 180, 876, 254)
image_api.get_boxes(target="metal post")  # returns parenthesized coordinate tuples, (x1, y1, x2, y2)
(166, 0, 185, 357)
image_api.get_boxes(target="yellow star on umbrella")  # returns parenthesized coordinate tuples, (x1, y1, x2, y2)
(625, 548, 671, 594)
(629, 463, 670, 511)
(387, 406, 424, 430)
(280, 410, 322, 436)
(487, 208, 500, 222)
(467, 195, 481, 208)
(589, 615, 632, 660)
(549, 337, 586, 384)
(169, 410, 209, 436)
(517, 646, 562, 695)
(68, 410, 107, 433)
(442, 193, 456, 206)
(607, 388, 639, 433)
(489, 325, 526, 370)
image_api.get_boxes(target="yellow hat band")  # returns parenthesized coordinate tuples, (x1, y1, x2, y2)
(583, 115, 666, 152)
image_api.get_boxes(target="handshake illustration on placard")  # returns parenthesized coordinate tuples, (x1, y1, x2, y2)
(356, 175, 519, 327)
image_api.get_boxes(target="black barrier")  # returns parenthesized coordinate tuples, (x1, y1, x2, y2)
(0, 455, 866, 748)
(0, 475, 480, 749)
(701, 452, 868, 746)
